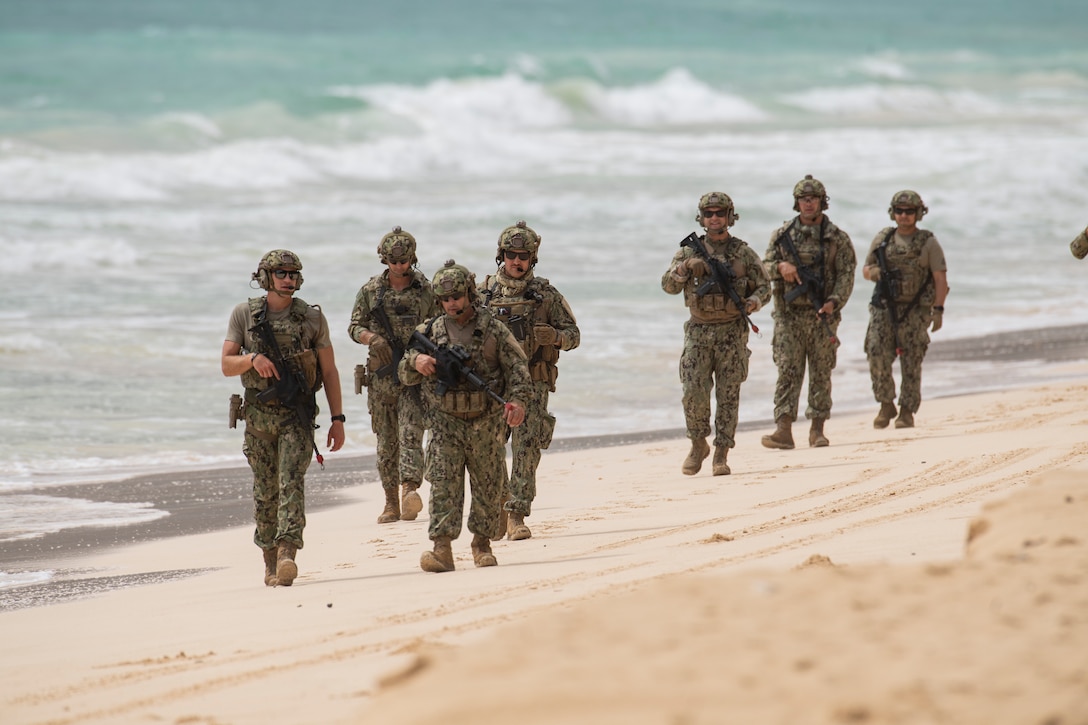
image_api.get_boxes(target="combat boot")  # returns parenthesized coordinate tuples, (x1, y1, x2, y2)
(712, 446, 730, 476)
(420, 536, 455, 573)
(895, 409, 915, 429)
(809, 418, 829, 448)
(377, 486, 400, 524)
(873, 402, 897, 429)
(262, 547, 279, 587)
(276, 541, 298, 586)
(471, 533, 498, 567)
(507, 513, 532, 541)
(761, 416, 795, 450)
(681, 438, 710, 475)
(401, 482, 423, 521)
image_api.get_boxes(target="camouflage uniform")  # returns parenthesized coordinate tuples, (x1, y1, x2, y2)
(480, 267, 579, 521)
(226, 295, 329, 552)
(864, 225, 947, 417)
(1071, 227, 1088, 260)
(662, 223, 771, 456)
(399, 292, 532, 547)
(348, 267, 437, 507)
(763, 182, 856, 427)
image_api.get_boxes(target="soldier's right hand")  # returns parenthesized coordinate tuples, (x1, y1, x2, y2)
(682, 257, 709, 278)
(414, 353, 437, 376)
(369, 335, 393, 369)
(866, 265, 882, 282)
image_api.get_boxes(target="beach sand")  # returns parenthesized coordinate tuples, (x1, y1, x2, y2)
(3, 370, 1088, 723)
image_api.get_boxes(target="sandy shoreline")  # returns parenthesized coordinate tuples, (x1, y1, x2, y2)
(4, 322, 1088, 577)
(2, 365, 1087, 722)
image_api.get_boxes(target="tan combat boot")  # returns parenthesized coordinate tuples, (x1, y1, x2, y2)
(401, 482, 423, 521)
(712, 446, 730, 476)
(377, 486, 400, 524)
(873, 402, 897, 429)
(895, 409, 914, 428)
(507, 513, 532, 541)
(761, 416, 795, 450)
(471, 533, 498, 567)
(276, 541, 298, 586)
(809, 418, 829, 448)
(262, 547, 279, 587)
(681, 438, 710, 475)
(420, 536, 455, 573)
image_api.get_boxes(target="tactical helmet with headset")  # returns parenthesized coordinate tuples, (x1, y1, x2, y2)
(696, 191, 739, 227)
(252, 249, 304, 291)
(792, 174, 829, 211)
(432, 259, 479, 305)
(377, 226, 418, 265)
(495, 220, 541, 267)
(887, 190, 929, 221)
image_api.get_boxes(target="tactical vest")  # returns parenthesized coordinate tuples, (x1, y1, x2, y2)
(369, 276, 431, 348)
(241, 297, 322, 398)
(483, 276, 559, 389)
(683, 239, 752, 323)
(881, 228, 937, 306)
(776, 219, 839, 309)
(425, 312, 502, 418)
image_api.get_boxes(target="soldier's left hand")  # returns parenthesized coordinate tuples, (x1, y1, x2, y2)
(504, 401, 526, 427)
(327, 420, 345, 452)
(930, 309, 943, 333)
(745, 296, 761, 314)
(533, 324, 558, 347)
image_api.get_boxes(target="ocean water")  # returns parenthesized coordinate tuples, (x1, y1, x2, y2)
(2, 0, 1088, 560)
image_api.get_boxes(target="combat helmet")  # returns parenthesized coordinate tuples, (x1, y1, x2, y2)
(253, 249, 303, 290)
(792, 174, 829, 211)
(495, 220, 541, 266)
(377, 226, 418, 265)
(696, 191, 738, 227)
(888, 190, 929, 221)
(432, 259, 478, 304)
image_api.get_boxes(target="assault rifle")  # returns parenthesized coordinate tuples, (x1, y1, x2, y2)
(249, 307, 324, 467)
(775, 225, 838, 343)
(680, 232, 759, 334)
(369, 290, 405, 383)
(409, 330, 508, 407)
(870, 229, 903, 357)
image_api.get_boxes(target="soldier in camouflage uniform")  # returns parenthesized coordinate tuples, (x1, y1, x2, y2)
(221, 250, 346, 587)
(399, 260, 532, 573)
(480, 220, 580, 541)
(1071, 226, 1088, 259)
(862, 190, 950, 429)
(348, 227, 438, 525)
(662, 192, 771, 476)
(761, 175, 856, 449)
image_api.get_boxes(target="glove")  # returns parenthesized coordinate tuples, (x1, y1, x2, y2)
(930, 308, 943, 333)
(683, 257, 710, 278)
(868, 265, 882, 282)
(534, 324, 558, 347)
(369, 335, 393, 369)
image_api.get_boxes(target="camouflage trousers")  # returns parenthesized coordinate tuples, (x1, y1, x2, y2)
(500, 380, 555, 517)
(425, 410, 507, 541)
(680, 319, 751, 449)
(864, 303, 932, 414)
(243, 401, 314, 550)
(367, 377, 425, 494)
(771, 306, 841, 421)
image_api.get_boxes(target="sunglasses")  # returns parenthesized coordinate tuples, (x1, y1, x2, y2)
(439, 293, 465, 303)
(893, 207, 917, 216)
(272, 270, 301, 280)
(504, 250, 532, 261)
(702, 209, 730, 218)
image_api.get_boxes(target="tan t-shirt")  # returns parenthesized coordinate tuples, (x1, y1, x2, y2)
(225, 297, 332, 353)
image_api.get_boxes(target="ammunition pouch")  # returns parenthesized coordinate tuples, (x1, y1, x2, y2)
(229, 393, 245, 429)
(354, 363, 369, 394)
(439, 389, 492, 419)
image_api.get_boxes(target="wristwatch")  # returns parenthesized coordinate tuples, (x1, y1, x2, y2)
(331, 414, 346, 423)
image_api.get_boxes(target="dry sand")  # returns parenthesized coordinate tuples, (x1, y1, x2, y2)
(3, 380, 1088, 724)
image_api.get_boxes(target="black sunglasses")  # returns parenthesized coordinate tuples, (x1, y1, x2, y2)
(273, 270, 300, 279)
(504, 250, 532, 261)
(893, 207, 917, 216)
(702, 209, 730, 218)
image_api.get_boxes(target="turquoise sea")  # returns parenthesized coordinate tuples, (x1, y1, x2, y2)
(2, 0, 1087, 550)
